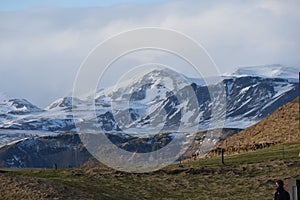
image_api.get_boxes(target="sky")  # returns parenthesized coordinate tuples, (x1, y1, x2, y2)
(0, 0, 169, 11)
(0, 0, 300, 107)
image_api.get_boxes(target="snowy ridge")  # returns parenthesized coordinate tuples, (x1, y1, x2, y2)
(230, 64, 299, 80)
(0, 99, 43, 115)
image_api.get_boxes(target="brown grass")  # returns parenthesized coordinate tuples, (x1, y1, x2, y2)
(0, 172, 92, 200)
(0, 141, 299, 199)
(213, 97, 300, 154)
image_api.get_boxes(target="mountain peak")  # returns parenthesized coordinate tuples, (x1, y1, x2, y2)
(134, 67, 188, 88)
(0, 98, 43, 115)
(117, 66, 189, 90)
(46, 96, 84, 110)
(96, 66, 190, 102)
(46, 97, 73, 110)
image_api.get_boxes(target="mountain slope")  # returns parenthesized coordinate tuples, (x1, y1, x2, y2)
(0, 134, 92, 168)
(213, 97, 300, 153)
(0, 132, 177, 168)
(223, 76, 298, 128)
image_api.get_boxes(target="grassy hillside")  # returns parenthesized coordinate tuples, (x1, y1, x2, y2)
(212, 97, 299, 154)
(1, 142, 299, 200)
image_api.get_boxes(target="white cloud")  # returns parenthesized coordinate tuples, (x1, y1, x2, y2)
(0, 0, 299, 106)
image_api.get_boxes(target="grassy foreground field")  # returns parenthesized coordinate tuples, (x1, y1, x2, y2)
(1, 142, 300, 200)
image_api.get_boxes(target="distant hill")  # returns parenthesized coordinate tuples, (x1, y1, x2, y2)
(212, 97, 299, 154)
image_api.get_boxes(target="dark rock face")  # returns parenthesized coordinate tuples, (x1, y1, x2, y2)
(225, 77, 298, 119)
(0, 128, 244, 168)
(0, 134, 92, 168)
(106, 132, 174, 153)
(0, 132, 175, 168)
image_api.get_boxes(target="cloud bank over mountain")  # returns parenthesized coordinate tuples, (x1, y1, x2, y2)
(0, 0, 299, 106)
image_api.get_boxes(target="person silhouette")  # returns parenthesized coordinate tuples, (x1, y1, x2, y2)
(274, 180, 290, 200)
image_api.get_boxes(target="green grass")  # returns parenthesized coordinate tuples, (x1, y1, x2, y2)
(8, 142, 300, 199)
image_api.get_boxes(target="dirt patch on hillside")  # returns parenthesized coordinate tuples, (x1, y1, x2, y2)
(0, 172, 91, 200)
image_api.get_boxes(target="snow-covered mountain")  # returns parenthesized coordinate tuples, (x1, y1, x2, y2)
(0, 99, 43, 115)
(88, 65, 299, 132)
(0, 97, 75, 132)
(0, 65, 298, 145)
(0, 64, 298, 168)
(0, 98, 44, 126)
(91, 67, 195, 132)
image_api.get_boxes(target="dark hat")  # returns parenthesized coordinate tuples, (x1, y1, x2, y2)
(276, 180, 284, 187)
